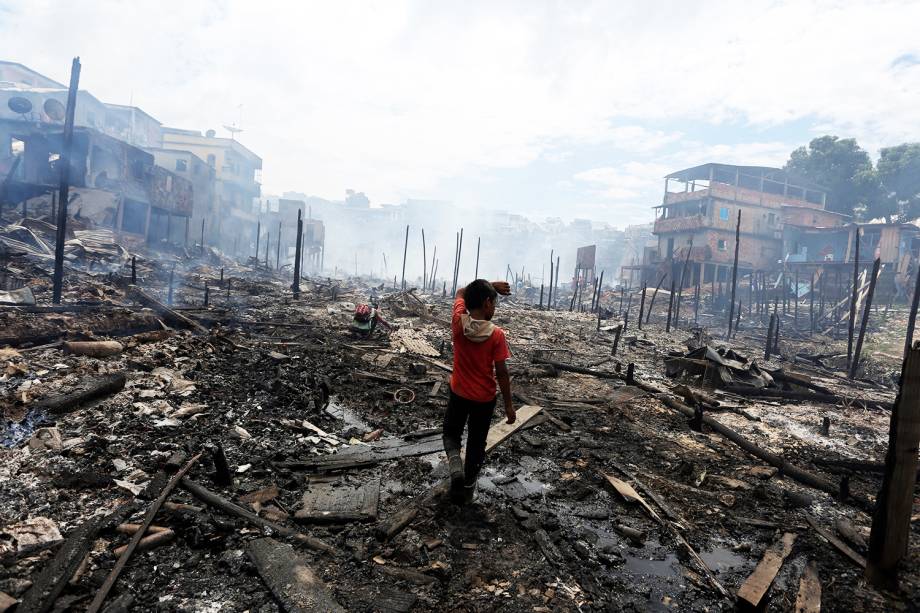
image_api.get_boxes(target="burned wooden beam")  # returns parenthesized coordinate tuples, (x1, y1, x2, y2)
(248, 538, 345, 612)
(31, 373, 126, 415)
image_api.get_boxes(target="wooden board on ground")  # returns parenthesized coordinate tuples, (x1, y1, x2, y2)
(277, 434, 442, 472)
(248, 537, 345, 613)
(794, 561, 821, 613)
(805, 514, 866, 568)
(737, 532, 797, 608)
(295, 480, 380, 523)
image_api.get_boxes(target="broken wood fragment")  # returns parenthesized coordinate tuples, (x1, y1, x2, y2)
(374, 564, 438, 585)
(129, 286, 208, 333)
(295, 481, 380, 523)
(114, 523, 169, 536)
(31, 373, 126, 415)
(805, 514, 866, 568)
(248, 537, 345, 612)
(736, 532, 796, 608)
(112, 529, 175, 557)
(63, 340, 124, 357)
(181, 478, 335, 554)
(794, 561, 821, 613)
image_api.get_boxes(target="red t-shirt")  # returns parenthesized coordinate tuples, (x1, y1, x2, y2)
(450, 298, 511, 402)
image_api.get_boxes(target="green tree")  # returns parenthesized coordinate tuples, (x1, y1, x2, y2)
(785, 136, 879, 218)
(874, 143, 920, 222)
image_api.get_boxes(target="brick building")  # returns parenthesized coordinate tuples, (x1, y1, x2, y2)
(647, 163, 832, 286)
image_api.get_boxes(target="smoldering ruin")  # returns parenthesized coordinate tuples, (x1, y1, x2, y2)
(2, 48, 920, 613)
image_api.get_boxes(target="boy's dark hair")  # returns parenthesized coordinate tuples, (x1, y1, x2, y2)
(464, 279, 498, 310)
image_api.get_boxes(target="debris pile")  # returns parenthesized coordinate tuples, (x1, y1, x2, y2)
(0, 229, 918, 612)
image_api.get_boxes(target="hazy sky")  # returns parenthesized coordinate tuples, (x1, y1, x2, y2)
(3, 0, 920, 227)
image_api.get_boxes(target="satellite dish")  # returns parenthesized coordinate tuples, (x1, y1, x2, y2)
(43, 98, 65, 121)
(8, 97, 32, 114)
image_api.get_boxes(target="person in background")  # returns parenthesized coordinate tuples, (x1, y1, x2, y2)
(443, 279, 514, 504)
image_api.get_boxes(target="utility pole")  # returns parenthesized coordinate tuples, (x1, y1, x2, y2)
(51, 58, 81, 304)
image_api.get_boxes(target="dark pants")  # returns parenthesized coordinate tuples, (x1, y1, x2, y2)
(443, 390, 496, 486)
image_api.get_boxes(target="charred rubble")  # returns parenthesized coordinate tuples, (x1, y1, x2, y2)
(0, 198, 919, 613)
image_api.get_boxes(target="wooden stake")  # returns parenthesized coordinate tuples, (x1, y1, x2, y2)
(637, 281, 647, 330)
(847, 228, 861, 369)
(849, 257, 881, 379)
(646, 274, 667, 324)
(903, 262, 920, 364)
(291, 210, 302, 296)
(665, 280, 675, 333)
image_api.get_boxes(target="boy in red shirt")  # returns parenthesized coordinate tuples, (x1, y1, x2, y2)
(444, 279, 514, 504)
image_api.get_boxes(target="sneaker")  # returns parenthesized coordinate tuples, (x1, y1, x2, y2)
(448, 453, 465, 502)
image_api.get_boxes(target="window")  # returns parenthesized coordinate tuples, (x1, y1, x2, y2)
(719, 207, 730, 221)
(767, 213, 776, 226)
(207, 154, 216, 168)
(175, 159, 187, 172)
(717, 239, 727, 251)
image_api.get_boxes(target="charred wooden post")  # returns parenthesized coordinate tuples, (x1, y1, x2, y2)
(675, 239, 693, 328)
(203, 281, 209, 308)
(903, 262, 920, 364)
(475, 236, 481, 279)
(200, 218, 206, 255)
(210, 442, 232, 487)
(255, 219, 261, 260)
(726, 211, 742, 339)
(626, 362, 635, 385)
(665, 280, 676, 333)
(421, 228, 427, 291)
(539, 284, 544, 309)
(595, 270, 605, 312)
(637, 281, 647, 330)
(821, 416, 830, 436)
(847, 228, 861, 369)
(689, 403, 704, 432)
(611, 325, 622, 356)
(694, 275, 701, 324)
(850, 257, 881, 379)
(810, 271, 816, 333)
(51, 58, 81, 305)
(220, 268, 224, 285)
(548, 252, 554, 311)
(734, 302, 741, 337)
(794, 268, 799, 329)
(590, 276, 599, 311)
(400, 224, 409, 290)
(265, 232, 270, 267)
(130, 256, 136, 285)
(866, 343, 920, 589)
(554, 255, 561, 309)
(276, 221, 282, 270)
(765, 312, 776, 359)
(623, 294, 632, 332)
(773, 303, 781, 355)
(291, 210, 303, 296)
(167, 267, 174, 306)
(646, 274, 667, 324)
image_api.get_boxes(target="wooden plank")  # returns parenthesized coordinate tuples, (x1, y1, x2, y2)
(602, 474, 659, 520)
(805, 514, 866, 568)
(248, 537, 345, 613)
(736, 532, 797, 608)
(278, 435, 442, 472)
(295, 481, 380, 523)
(794, 561, 821, 613)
